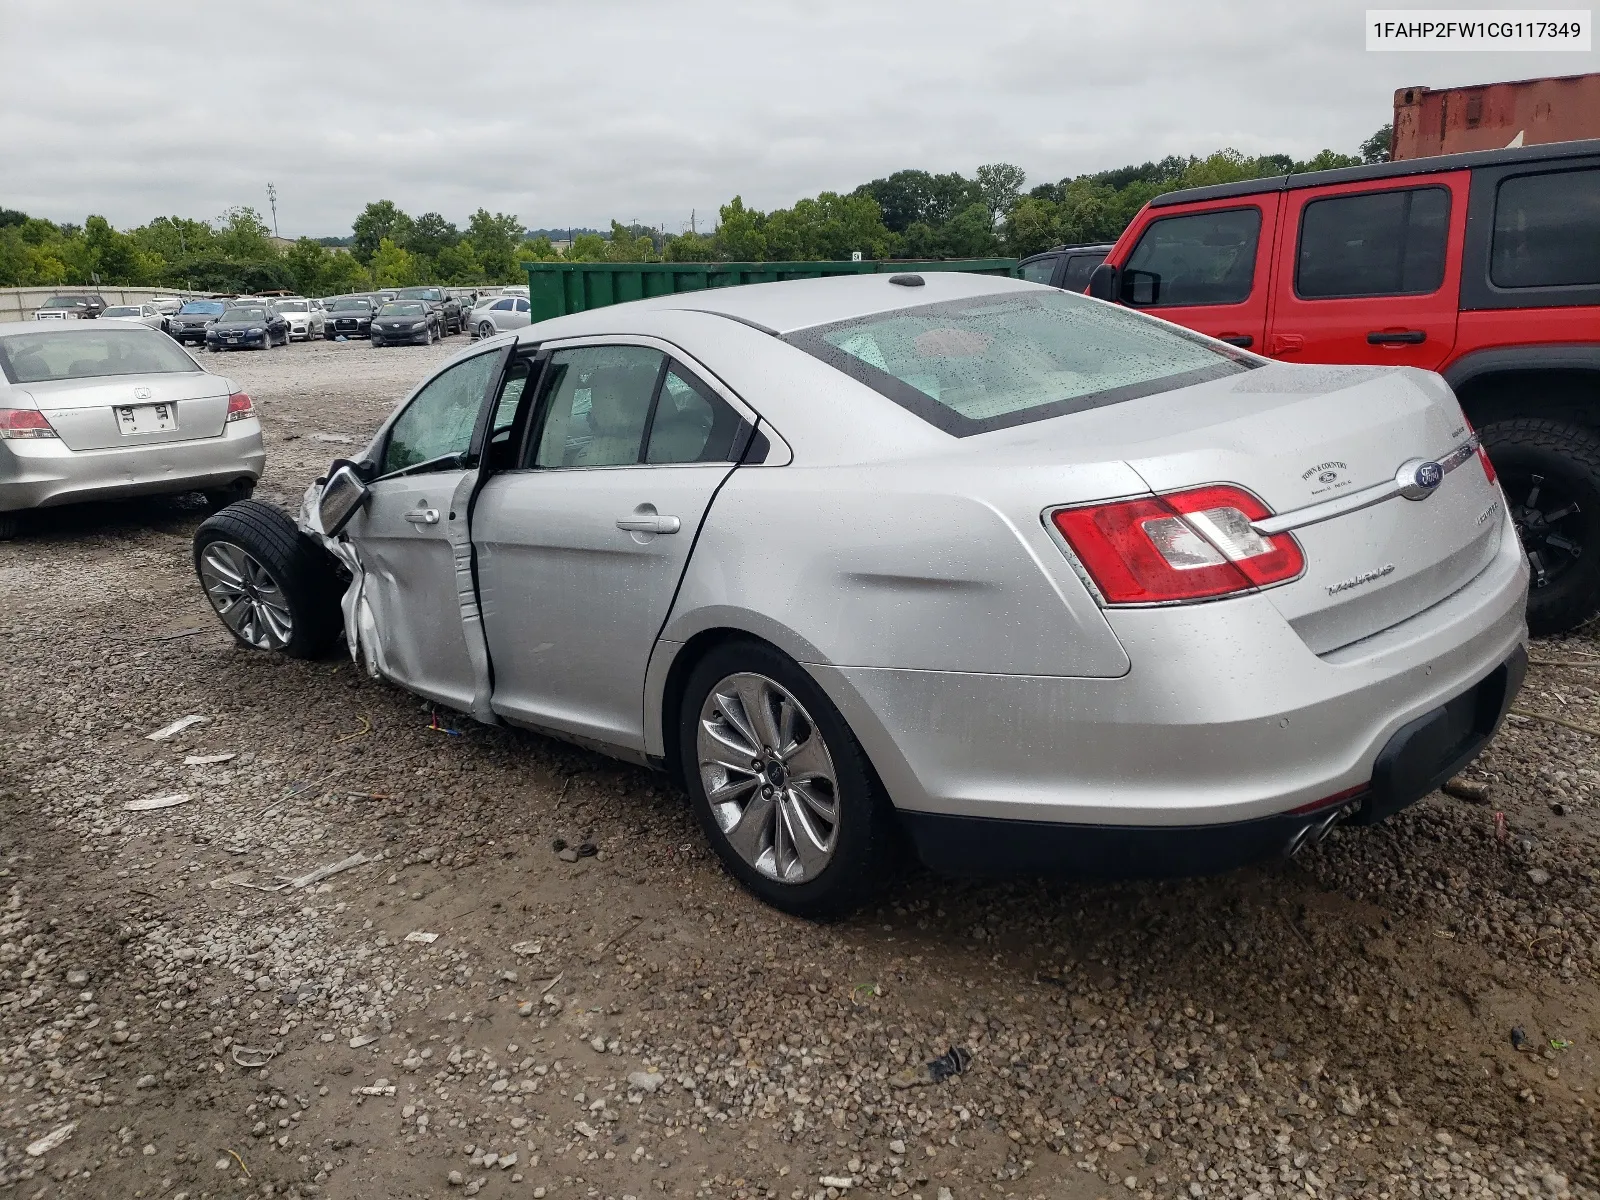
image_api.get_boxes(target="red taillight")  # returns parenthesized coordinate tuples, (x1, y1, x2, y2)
(1050, 485, 1305, 605)
(226, 392, 255, 422)
(0, 408, 59, 440)
(1477, 444, 1497, 484)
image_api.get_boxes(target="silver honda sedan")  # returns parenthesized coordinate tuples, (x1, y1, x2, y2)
(0, 323, 264, 538)
(191, 272, 1528, 916)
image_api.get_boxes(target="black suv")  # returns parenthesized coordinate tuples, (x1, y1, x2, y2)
(395, 287, 463, 335)
(1016, 244, 1114, 292)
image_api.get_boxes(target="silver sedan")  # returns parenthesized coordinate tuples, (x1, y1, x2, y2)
(0, 323, 264, 538)
(191, 273, 1528, 916)
(468, 293, 531, 340)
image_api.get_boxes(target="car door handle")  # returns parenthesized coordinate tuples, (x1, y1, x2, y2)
(1268, 333, 1304, 355)
(616, 514, 681, 534)
(1367, 329, 1427, 345)
(404, 507, 440, 525)
(1218, 334, 1254, 347)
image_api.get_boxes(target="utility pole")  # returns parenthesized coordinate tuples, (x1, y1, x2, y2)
(690, 209, 696, 236)
(266, 183, 279, 238)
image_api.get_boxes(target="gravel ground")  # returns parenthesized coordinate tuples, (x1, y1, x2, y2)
(0, 336, 1595, 1200)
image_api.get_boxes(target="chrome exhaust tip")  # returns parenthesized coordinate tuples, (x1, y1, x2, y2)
(1284, 801, 1359, 859)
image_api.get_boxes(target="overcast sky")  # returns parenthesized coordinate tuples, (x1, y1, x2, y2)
(1, 1, 1593, 237)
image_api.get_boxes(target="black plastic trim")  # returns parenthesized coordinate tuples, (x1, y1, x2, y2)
(1442, 344, 1600, 390)
(900, 647, 1524, 878)
(1461, 154, 1600, 311)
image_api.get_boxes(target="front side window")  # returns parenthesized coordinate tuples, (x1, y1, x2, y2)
(786, 289, 1254, 436)
(491, 299, 513, 312)
(532, 345, 666, 468)
(1492, 168, 1600, 288)
(1296, 186, 1450, 299)
(381, 351, 502, 474)
(0, 328, 202, 384)
(1018, 255, 1059, 284)
(1123, 208, 1262, 307)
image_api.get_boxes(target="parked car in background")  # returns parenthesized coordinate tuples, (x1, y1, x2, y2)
(151, 297, 185, 321)
(33, 294, 109, 321)
(100, 303, 170, 333)
(470, 293, 531, 339)
(395, 287, 463, 335)
(1018, 243, 1114, 292)
(323, 296, 377, 340)
(1087, 136, 1600, 634)
(271, 297, 326, 342)
(0, 322, 262, 538)
(205, 304, 287, 352)
(171, 299, 227, 345)
(192, 272, 1525, 916)
(369, 300, 441, 347)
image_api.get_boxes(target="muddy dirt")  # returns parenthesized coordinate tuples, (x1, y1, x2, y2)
(1, 337, 1595, 1200)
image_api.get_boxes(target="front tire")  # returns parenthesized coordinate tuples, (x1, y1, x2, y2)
(193, 501, 343, 659)
(1481, 418, 1600, 636)
(678, 639, 892, 919)
(0, 511, 25, 540)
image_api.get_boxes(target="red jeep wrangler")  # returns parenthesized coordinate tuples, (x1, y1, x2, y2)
(1087, 138, 1600, 635)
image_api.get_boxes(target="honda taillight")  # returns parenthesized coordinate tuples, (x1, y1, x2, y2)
(1050, 485, 1304, 605)
(0, 408, 58, 440)
(226, 392, 255, 422)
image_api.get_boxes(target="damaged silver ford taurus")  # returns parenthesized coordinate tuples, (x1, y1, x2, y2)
(191, 272, 1528, 917)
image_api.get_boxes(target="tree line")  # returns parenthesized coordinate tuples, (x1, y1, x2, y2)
(0, 126, 1390, 291)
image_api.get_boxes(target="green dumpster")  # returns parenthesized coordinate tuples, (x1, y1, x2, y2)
(519, 259, 1019, 324)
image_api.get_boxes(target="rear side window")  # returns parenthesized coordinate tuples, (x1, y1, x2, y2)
(645, 365, 742, 464)
(786, 290, 1254, 437)
(1061, 253, 1106, 293)
(1295, 186, 1450, 299)
(1123, 208, 1261, 307)
(1492, 168, 1600, 288)
(1018, 255, 1059, 284)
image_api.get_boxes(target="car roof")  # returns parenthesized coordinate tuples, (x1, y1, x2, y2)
(0, 320, 163, 339)
(1022, 243, 1114, 260)
(515, 270, 1036, 339)
(1150, 136, 1600, 209)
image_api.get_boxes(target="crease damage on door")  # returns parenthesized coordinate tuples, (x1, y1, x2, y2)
(298, 477, 499, 725)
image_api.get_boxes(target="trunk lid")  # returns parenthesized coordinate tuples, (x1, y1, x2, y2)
(1111, 363, 1501, 652)
(23, 372, 231, 451)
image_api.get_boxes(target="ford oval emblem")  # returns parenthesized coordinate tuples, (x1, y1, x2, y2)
(1414, 461, 1444, 490)
(133, 386, 152, 400)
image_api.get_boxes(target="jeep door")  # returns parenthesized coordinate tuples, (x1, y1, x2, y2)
(1264, 173, 1467, 370)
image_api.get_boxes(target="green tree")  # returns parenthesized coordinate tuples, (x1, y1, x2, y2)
(465, 209, 523, 280)
(603, 220, 658, 262)
(215, 207, 277, 261)
(82, 216, 165, 284)
(1361, 124, 1393, 164)
(975, 163, 1027, 224)
(406, 212, 459, 258)
(711, 197, 767, 261)
(352, 200, 414, 265)
(371, 238, 420, 287)
(565, 232, 609, 262)
(285, 237, 333, 295)
(661, 231, 716, 262)
(435, 241, 486, 282)
(316, 250, 372, 295)
(854, 170, 984, 233)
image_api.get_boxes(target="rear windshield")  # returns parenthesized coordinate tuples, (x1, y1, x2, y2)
(180, 300, 225, 315)
(102, 307, 141, 318)
(785, 289, 1255, 436)
(275, 300, 308, 312)
(0, 329, 202, 384)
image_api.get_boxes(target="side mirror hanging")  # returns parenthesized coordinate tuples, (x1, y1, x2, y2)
(318, 463, 369, 537)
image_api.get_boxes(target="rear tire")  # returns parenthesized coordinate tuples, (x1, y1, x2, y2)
(193, 500, 343, 659)
(1480, 417, 1600, 636)
(678, 638, 893, 919)
(477, 320, 495, 340)
(0, 511, 25, 541)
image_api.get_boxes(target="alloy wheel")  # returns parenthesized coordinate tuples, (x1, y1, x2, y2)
(697, 672, 840, 883)
(1507, 471, 1584, 590)
(198, 540, 294, 650)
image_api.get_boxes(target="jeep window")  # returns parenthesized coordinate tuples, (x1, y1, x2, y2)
(1491, 168, 1600, 289)
(1062, 252, 1108, 293)
(1018, 255, 1059, 284)
(1295, 186, 1449, 299)
(1122, 208, 1261, 307)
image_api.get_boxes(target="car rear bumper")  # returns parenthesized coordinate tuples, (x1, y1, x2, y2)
(898, 643, 1525, 876)
(0, 422, 265, 511)
(812, 511, 1529, 857)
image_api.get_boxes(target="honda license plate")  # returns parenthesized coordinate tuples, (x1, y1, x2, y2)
(116, 403, 176, 435)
